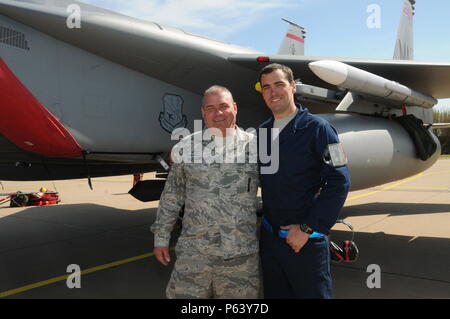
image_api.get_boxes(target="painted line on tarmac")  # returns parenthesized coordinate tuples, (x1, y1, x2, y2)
(3, 169, 449, 298)
(347, 168, 450, 202)
(346, 173, 426, 202)
(0, 248, 174, 298)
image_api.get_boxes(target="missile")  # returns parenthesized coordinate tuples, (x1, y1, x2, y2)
(308, 60, 437, 109)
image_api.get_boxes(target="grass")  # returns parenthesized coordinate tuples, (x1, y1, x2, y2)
(440, 154, 450, 159)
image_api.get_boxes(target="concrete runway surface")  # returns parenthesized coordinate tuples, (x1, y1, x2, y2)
(0, 160, 449, 299)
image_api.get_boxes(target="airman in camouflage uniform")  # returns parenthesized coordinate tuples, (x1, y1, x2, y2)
(151, 86, 260, 299)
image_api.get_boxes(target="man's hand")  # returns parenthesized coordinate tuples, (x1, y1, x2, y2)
(280, 224, 309, 253)
(153, 247, 171, 266)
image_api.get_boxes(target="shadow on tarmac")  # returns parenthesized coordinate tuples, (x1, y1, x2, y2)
(0, 204, 448, 298)
(0, 203, 174, 298)
(329, 229, 450, 298)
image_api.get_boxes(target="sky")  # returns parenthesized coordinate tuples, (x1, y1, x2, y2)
(81, 0, 450, 111)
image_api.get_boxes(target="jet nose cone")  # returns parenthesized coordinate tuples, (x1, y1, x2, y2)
(308, 60, 348, 86)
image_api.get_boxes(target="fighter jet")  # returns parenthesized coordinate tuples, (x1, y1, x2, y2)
(0, 0, 449, 193)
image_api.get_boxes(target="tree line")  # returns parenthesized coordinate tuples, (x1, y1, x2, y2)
(433, 109, 450, 154)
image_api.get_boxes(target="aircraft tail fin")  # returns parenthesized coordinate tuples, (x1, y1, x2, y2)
(277, 18, 306, 55)
(393, 0, 415, 60)
(393, 1, 433, 124)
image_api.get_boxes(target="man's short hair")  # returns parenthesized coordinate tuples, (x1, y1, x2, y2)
(202, 85, 234, 106)
(258, 63, 295, 84)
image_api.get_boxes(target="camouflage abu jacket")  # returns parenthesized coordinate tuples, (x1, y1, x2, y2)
(150, 127, 259, 259)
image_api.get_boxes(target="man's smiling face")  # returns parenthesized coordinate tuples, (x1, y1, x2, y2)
(260, 69, 296, 118)
(201, 91, 237, 136)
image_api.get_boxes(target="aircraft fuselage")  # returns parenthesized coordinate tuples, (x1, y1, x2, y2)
(0, 1, 442, 191)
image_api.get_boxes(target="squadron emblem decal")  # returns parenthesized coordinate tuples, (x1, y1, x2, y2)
(159, 94, 188, 133)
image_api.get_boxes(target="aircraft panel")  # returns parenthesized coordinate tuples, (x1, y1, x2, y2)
(0, 12, 207, 160)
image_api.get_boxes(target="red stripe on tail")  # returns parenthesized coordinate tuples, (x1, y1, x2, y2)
(286, 33, 305, 43)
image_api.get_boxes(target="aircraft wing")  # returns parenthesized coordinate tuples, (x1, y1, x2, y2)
(228, 54, 450, 99)
(0, 0, 261, 101)
(2, 0, 450, 101)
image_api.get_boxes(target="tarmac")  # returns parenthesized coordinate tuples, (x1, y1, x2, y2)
(0, 159, 449, 299)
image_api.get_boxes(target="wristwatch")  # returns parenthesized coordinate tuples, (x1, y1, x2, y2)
(299, 224, 314, 235)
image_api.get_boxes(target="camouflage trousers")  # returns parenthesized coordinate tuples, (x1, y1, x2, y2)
(166, 251, 260, 299)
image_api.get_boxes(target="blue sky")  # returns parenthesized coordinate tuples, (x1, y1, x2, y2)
(82, 0, 450, 111)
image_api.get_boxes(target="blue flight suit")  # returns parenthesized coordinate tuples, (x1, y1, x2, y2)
(258, 104, 350, 299)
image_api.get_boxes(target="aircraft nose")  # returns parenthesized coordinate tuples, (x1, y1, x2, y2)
(0, 58, 83, 158)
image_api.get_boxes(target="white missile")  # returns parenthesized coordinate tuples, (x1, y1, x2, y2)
(308, 60, 437, 109)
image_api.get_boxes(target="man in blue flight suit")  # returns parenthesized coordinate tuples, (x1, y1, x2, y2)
(257, 63, 351, 299)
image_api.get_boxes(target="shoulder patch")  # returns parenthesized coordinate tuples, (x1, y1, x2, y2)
(323, 143, 348, 167)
